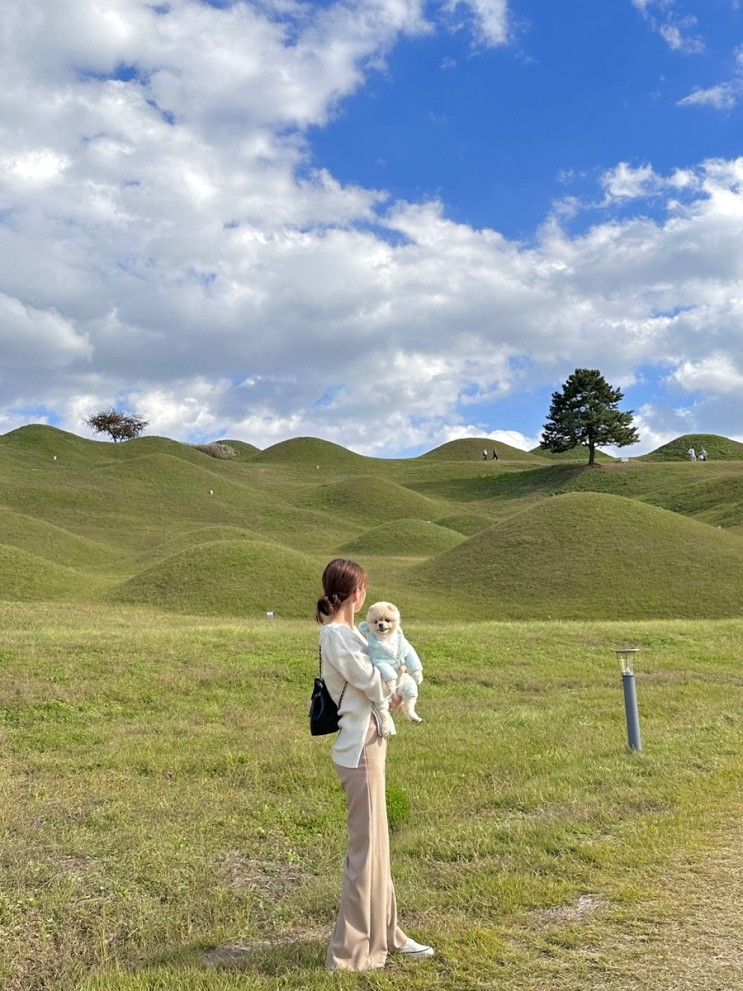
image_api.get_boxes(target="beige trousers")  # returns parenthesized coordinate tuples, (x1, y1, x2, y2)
(325, 720, 408, 971)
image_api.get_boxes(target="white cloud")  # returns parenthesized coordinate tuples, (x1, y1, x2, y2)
(0, 1, 742, 455)
(667, 355, 743, 394)
(658, 20, 705, 54)
(678, 45, 743, 110)
(0, 293, 91, 368)
(600, 162, 702, 202)
(0, 149, 70, 185)
(444, 0, 510, 47)
(490, 429, 540, 452)
(601, 162, 658, 200)
(632, 2, 706, 54)
(678, 83, 737, 109)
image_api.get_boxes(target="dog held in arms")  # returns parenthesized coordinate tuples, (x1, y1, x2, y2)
(360, 602, 424, 723)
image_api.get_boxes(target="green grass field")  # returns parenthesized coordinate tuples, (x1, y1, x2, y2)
(1, 425, 742, 989)
(1, 604, 741, 991)
(1, 424, 741, 620)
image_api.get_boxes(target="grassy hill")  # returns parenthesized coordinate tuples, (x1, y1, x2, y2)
(339, 518, 464, 557)
(641, 434, 743, 461)
(1, 424, 741, 620)
(0, 507, 117, 568)
(214, 439, 261, 460)
(300, 475, 445, 523)
(115, 540, 318, 617)
(253, 436, 383, 469)
(0, 544, 99, 600)
(0, 423, 104, 464)
(530, 444, 616, 463)
(408, 460, 743, 531)
(418, 492, 743, 619)
(421, 437, 543, 462)
(434, 512, 495, 535)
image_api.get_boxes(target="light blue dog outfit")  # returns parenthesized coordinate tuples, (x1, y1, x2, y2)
(358, 623, 423, 706)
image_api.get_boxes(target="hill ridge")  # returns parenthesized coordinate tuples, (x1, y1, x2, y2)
(641, 433, 743, 462)
(1, 423, 742, 620)
(419, 491, 743, 619)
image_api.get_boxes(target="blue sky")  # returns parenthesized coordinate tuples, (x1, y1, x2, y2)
(312, 0, 742, 239)
(0, 0, 741, 455)
(309, 0, 743, 450)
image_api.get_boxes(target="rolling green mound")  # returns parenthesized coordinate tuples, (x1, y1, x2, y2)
(0, 544, 97, 600)
(410, 460, 743, 530)
(138, 525, 260, 564)
(0, 423, 103, 464)
(434, 512, 495, 535)
(253, 436, 381, 468)
(0, 508, 115, 568)
(302, 475, 444, 523)
(530, 444, 615, 463)
(113, 436, 224, 465)
(115, 540, 318, 617)
(214, 439, 261, 459)
(91, 452, 228, 487)
(2, 422, 743, 619)
(421, 437, 543, 462)
(418, 492, 743, 619)
(641, 434, 743, 462)
(339, 518, 464, 557)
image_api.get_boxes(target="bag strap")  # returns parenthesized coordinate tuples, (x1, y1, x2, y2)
(318, 644, 348, 706)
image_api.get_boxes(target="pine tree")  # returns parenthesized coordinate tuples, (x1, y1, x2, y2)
(541, 369, 639, 466)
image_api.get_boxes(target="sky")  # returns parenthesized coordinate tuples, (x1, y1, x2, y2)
(1, 0, 742, 456)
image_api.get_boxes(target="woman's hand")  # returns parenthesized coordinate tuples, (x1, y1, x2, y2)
(379, 710, 395, 737)
(389, 695, 403, 712)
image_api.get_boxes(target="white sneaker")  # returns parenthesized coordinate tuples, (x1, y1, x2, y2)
(399, 937, 435, 959)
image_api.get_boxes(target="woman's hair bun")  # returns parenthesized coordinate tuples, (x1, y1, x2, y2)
(316, 594, 335, 617)
(315, 558, 368, 623)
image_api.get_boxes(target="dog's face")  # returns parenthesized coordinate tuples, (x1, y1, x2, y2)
(366, 601, 400, 640)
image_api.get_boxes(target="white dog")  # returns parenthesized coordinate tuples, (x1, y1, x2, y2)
(360, 601, 424, 723)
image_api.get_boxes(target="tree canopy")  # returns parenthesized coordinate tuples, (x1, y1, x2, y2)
(541, 369, 639, 466)
(85, 409, 149, 443)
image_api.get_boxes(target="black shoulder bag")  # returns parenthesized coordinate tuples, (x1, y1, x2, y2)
(309, 645, 347, 736)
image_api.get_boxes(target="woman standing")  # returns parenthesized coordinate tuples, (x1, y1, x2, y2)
(316, 558, 435, 971)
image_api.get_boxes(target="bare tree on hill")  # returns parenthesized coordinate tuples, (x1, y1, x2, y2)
(84, 409, 149, 443)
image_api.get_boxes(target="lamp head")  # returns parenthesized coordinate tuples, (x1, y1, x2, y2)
(616, 647, 639, 675)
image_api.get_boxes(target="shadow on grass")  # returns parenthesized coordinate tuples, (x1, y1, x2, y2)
(201, 938, 326, 976)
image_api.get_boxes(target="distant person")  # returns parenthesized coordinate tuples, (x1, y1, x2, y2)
(317, 558, 435, 970)
(492, 448, 499, 461)
(699, 448, 709, 462)
(482, 448, 488, 460)
(688, 447, 697, 462)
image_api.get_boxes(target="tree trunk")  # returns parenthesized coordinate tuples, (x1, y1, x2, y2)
(588, 440, 596, 466)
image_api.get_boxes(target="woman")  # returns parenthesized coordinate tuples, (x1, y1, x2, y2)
(316, 558, 435, 971)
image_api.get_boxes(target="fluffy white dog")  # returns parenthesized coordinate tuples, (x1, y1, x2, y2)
(360, 601, 424, 723)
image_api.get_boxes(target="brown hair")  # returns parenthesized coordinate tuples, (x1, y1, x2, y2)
(315, 558, 368, 623)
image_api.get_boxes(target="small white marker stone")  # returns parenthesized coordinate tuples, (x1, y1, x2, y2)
(209, 489, 214, 496)
(266, 611, 274, 620)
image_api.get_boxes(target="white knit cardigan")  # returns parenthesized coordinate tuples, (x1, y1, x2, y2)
(319, 622, 395, 768)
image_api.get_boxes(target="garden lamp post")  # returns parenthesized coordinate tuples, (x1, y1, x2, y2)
(616, 647, 642, 752)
